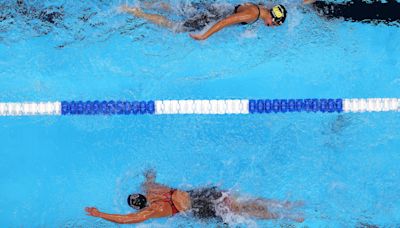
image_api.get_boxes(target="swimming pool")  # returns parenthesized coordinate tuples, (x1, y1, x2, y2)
(0, 0, 400, 227)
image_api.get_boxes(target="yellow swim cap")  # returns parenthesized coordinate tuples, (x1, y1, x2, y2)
(270, 5, 287, 25)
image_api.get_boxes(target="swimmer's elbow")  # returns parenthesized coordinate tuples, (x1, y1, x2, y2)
(228, 14, 252, 25)
(118, 220, 141, 224)
(101, 213, 149, 224)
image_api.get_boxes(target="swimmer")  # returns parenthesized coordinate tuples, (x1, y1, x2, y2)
(119, 2, 287, 40)
(303, 0, 400, 25)
(85, 169, 304, 224)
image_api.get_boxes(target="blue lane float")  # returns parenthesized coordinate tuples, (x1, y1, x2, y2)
(248, 98, 343, 114)
(61, 100, 156, 115)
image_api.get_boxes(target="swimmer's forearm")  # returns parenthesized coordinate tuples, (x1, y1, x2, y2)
(193, 14, 252, 40)
(97, 212, 144, 224)
(201, 16, 243, 39)
(200, 21, 228, 40)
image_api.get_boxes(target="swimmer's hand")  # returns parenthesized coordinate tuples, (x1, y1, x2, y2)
(118, 5, 130, 13)
(85, 207, 101, 217)
(144, 169, 157, 182)
(189, 33, 206, 41)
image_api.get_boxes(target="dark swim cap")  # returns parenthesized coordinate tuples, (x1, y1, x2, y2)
(270, 5, 287, 25)
(127, 194, 147, 210)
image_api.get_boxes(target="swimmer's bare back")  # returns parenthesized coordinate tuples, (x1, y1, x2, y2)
(190, 3, 270, 40)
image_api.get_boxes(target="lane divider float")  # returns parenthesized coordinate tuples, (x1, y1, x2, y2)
(0, 98, 399, 116)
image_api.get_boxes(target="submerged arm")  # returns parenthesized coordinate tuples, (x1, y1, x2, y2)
(144, 169, 156, 184)
(85, 207, 156, 224)
(142, 169, 172, 193)
(190, 12, 255, 40)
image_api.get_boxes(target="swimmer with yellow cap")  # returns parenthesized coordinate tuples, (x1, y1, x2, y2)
(270, 4, 287, 25)
(120, 2, 287, 41)
(189, 3, 287, 40)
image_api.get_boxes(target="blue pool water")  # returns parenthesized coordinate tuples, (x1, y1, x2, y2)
(1, 0, 400, 227)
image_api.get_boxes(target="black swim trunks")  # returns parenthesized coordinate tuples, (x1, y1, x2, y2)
(187, 186, 226, 220)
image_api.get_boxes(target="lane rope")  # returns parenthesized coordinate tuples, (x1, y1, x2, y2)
(0, 98, 399, 116)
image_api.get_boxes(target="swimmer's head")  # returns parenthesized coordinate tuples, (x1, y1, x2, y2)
(269, 5, 287, 26)
(127, 193, 147, 210)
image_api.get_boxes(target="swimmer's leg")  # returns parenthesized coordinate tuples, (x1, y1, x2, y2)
(229, 198, 276, 218)
(251, 198, 304, 209)
(228, 198, 304, 222)
(141, 0, 172, 12)
(120, 6, 175, 29)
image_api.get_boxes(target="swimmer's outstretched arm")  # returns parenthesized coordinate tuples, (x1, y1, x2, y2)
(190, 12, 256, 40)
(85, 206, 156, 224)
(229, 198, 304, 222)
(120, 6, 174, 29)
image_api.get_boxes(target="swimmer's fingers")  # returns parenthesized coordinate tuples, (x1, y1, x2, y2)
(189, 33, 205, 41)
(85, 207, 100, 217)
(84, 207, 94, 215)
(121, 7, 144, 17)
(118, 5, 140, 14)
(144, 169, 157, 181)
(118, 5, 130, 13)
